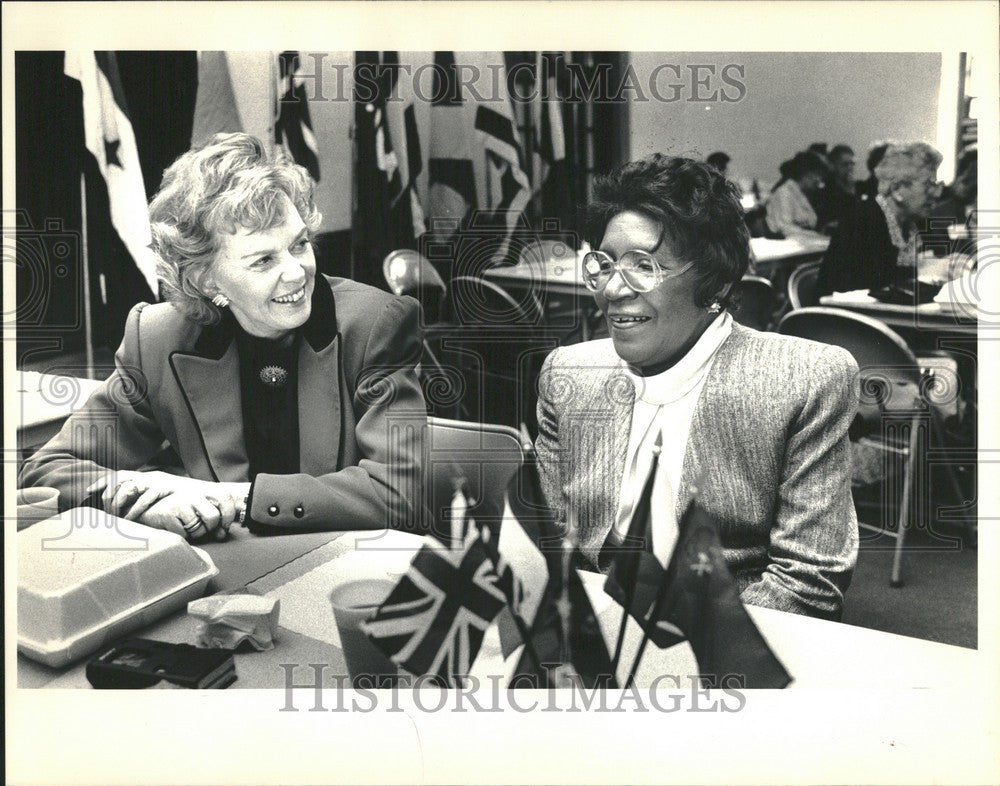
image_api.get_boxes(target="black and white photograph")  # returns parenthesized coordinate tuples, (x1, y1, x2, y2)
(5, 2, 998, 784)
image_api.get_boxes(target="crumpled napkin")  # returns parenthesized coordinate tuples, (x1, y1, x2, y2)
(187, 591, 280, 651)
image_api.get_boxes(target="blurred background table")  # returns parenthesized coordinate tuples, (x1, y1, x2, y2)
(818, 291, 977, 337)
(15, 371, 102, 459)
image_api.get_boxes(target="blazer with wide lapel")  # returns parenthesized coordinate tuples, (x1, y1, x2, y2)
(537, 323, 859, 616)
(166, 274, 347, 483)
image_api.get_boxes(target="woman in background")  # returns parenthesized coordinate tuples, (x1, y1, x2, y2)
(765, 150, 831, 239)
(536, 155, 859, 620)
(817, 140, 942, 296)
(20, 133, 426, 540)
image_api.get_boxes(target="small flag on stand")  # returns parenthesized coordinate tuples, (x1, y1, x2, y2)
(505, 454, 617, 688)
(513, 527, 617, 689)
(619, 496, 792, 689)
(360, 526, 509, 685)
(603, 434, 685, 654)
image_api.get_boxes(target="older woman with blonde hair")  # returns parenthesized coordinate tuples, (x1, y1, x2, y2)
(20, 133, 426, 540)
(817, 140, 943, 296)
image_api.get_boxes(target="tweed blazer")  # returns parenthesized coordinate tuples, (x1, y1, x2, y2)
(535, 323, 860, 619)
(19, 275, 427, 532)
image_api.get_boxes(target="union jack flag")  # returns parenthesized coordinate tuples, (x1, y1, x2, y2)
(360, 529, 509, 683)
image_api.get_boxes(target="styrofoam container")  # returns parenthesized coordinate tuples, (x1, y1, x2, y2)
(17, 509, 219, 667)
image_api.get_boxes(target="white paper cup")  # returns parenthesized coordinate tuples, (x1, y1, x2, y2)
(16, 487, 59, 531)
(330, 579, 401, 688)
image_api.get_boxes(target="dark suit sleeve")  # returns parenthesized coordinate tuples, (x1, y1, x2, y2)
(18, 303, 170, 509)
(247, 297, 427, 532)
(740, 345, 860, 618)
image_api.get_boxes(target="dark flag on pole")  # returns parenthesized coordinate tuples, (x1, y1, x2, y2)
(352, 51, 424, 286)
(275, 51, 320, 181)
(603, 436, 686, 662)
(507, 454, 617, 688)
(620, 497, 793, 689)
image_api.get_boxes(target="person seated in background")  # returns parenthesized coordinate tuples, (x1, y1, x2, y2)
(705, 151, 730, 175)
(929, 145, 977, 230)
(816, 140, 943, 296)
(764, 150, 831, 239)
(19, 133, 427, 540)
(817, 143, 858, 231)
(535, 154, 859, 620)
(855, 142, 888, 201)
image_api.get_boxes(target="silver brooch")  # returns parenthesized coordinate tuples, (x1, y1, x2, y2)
(259, 365, 288, 389)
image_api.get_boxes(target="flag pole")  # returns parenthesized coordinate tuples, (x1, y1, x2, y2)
(79, 171, 95, 379)
(610, 437, 662, 677)
(623, 549, 679, 689)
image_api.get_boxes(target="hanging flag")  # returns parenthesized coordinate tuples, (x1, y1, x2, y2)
(190, 51, 242, 148)
(64, 50, 159, 297)
(360, 528, 509, 684)
(275, 51, 320, 181)
(190, 52, 275, 151)
(615, 497, 793, 689)
(352, 51, 424, 285)
(427, 51, 478, 237)
(532, 52, 575, 233)
(382, 51, 426, 242)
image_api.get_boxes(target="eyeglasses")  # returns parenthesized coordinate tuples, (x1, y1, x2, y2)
(581, 249, 694, 293)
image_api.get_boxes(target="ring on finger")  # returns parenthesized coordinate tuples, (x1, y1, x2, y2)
(181, 516, 204, 536)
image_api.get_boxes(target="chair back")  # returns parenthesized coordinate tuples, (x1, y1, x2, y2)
(383, 249, 447, 322)
(730, 275, 776, 331)
(424, 417, 525, 542)
(777, 306, 924, 436)
(449, 275, 544, 326)
(787, 262, 821, 310)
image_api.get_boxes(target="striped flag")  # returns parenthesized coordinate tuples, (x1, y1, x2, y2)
(382, 52, 426, 242)
(275, 51, 320, 181)
(190, 51, 242, 147)
(361, 528, 509, 683)
(64, 51, 158, 296)
(427, 51, 478, 235)
(191, 52, 275, 151)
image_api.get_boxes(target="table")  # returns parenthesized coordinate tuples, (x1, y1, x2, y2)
(818, 291, 978, 337)
(15, 370, 103, 454)
(18, 511, 978, 690)
(485, 237, 829, 298)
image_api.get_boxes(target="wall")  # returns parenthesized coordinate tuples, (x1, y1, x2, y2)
(628, 52, 944, 191)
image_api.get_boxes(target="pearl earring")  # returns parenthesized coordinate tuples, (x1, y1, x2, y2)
(707, 301, 722, 314)
(212, 294, 230, 308)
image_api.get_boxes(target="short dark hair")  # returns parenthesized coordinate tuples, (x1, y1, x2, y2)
(790, 150, 831, 180)
(829, 144, 854, 161)
(586, 154, 750, 309)
(866, 142, 889, 174)
(706, 151, 730, 170)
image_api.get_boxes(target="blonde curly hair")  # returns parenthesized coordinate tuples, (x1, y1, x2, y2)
(149, 133, 322, 324)
(874, 141, 943, 196)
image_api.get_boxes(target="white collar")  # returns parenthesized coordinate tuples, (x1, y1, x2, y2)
(623, 312, 733, 406)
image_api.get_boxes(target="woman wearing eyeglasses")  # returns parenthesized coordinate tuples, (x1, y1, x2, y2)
(816, 141, 943, 297)
(535, 155, 859, 620)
